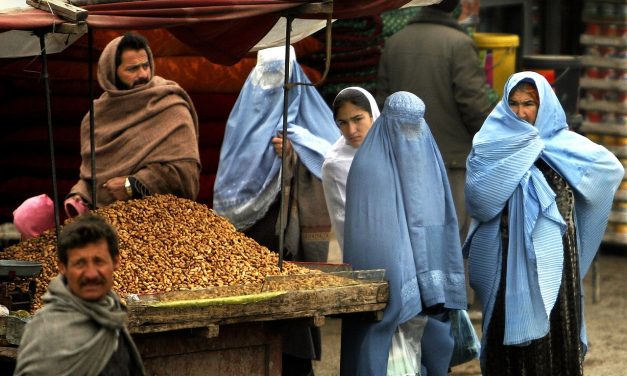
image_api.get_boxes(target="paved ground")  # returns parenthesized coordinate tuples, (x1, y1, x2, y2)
(313, 247, 627, 376)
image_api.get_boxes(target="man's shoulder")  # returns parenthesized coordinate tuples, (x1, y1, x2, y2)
(152, 75, 186, 93)
(389, 22, 472, 48)
(21, 306, 68, 337)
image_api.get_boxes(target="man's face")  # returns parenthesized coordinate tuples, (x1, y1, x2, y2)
(58, 239, 119, 302)
(116, 48, 151, 90)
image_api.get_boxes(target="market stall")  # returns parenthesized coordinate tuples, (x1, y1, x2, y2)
(0, 195, 389, 375)
(0, 1, 443, 374)
(1, 267, 388, 375)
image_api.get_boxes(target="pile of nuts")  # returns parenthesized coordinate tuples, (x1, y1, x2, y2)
(1, 194, 330, 311)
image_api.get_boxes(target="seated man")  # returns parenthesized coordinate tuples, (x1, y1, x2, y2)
(14, 215, 145, 376)
(65, 32, 201, 216)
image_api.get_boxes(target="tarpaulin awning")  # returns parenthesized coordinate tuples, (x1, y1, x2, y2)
(0, 0, 432, 64)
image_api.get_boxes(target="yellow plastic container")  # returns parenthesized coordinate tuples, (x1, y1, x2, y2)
(474, 33, 520, 97)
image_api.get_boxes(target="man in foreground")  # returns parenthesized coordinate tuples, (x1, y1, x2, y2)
(15, 214, 145, 376)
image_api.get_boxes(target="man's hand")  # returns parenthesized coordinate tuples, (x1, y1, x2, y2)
(272, 132, 292, 159)
(102, 176, 130, 201)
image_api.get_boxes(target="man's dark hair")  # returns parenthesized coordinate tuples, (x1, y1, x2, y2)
(57, 214, 119, 265)
(428, 0, 460, 13)
(332, 88, 373, 120)
(115, 32, 150, 69)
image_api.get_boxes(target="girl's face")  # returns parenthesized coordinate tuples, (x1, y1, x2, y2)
(508, 89, 538, 125)
(336, 102, 373, 148)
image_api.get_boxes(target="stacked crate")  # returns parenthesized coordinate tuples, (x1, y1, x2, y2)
(579, 0, 627, 246)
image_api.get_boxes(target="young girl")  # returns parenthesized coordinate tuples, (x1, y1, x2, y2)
(321, 87, 380, 255)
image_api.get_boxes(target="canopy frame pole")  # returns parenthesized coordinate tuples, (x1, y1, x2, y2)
(37, 32, 61, 244)
(278, 15, 295, 272)
(88, 27, 97, 210)
(276, 2, 334, 271)
(286, 13, 333, 90)
(316, 13, 333, 87)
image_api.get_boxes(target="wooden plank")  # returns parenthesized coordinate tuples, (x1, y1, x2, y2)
(199, 325, 220, 339)
(0, 346, 17, 361)
(54, 22, 88, 35)
(26, 0, 88, 23)
(292, 1, 333, 15)
(312, 315, 325, 328)
(129, 282, 388, 322)
(127, 282, 388, 332)
(131, 321, 220, 335)
(71, 0, 128, 5)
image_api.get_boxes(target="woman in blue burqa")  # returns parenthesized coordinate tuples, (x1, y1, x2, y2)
(213, 45, 340, 261)
(464, 71, 624, 375)
(213, 45, 340, 375)
(342, 91, 468, 375)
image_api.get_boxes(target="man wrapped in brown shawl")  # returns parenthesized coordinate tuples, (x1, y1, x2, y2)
(68, 34, 200, 209)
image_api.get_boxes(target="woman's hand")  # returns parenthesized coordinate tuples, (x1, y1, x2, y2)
(272, 132, 292, 158)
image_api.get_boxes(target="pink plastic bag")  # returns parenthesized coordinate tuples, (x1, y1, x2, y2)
(13, 194, 56, 240)
(64, 196, 90, 218)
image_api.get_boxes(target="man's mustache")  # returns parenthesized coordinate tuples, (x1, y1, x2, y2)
(80, 277, 106, 287)
(133, 78, 149, 88)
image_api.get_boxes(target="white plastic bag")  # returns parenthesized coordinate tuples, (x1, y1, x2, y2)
(387, 315, 428, 376)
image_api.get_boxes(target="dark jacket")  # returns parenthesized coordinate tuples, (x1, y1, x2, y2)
(376, 8, 491, 168)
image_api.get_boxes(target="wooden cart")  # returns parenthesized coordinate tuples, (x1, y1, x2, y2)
(1, 270, 388, 376)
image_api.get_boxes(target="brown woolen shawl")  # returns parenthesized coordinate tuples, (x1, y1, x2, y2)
(70, 36, 201, 207)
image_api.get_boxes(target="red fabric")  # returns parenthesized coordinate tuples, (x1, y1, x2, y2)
(197, 174, 216, 205)
(0, 9, 67, 30)
(0, 1, 411, 64)
(0, 126, 79, 154)
(199, 148, 221, 174)
(191, 93, 238, 120)
(0, 177, 75, 204)
(0, 95, 90, 119)
(293, 36, 324, 57)
(197, 121, 227, 148)
(0, 155, 79, 177)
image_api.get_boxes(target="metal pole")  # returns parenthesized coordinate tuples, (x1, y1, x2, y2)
(88, 28, 97, 210)
(38, 33, 61, 244)
(278, 15, 294, 271)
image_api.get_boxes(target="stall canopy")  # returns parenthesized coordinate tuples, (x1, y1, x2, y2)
(0, 0, 438, 227)
(0, 0, 437, 64)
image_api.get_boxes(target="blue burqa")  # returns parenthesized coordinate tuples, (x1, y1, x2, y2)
(213, 46, 340, 229)
(341, 92, 467, 375)
(464, 71, 624, 366)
